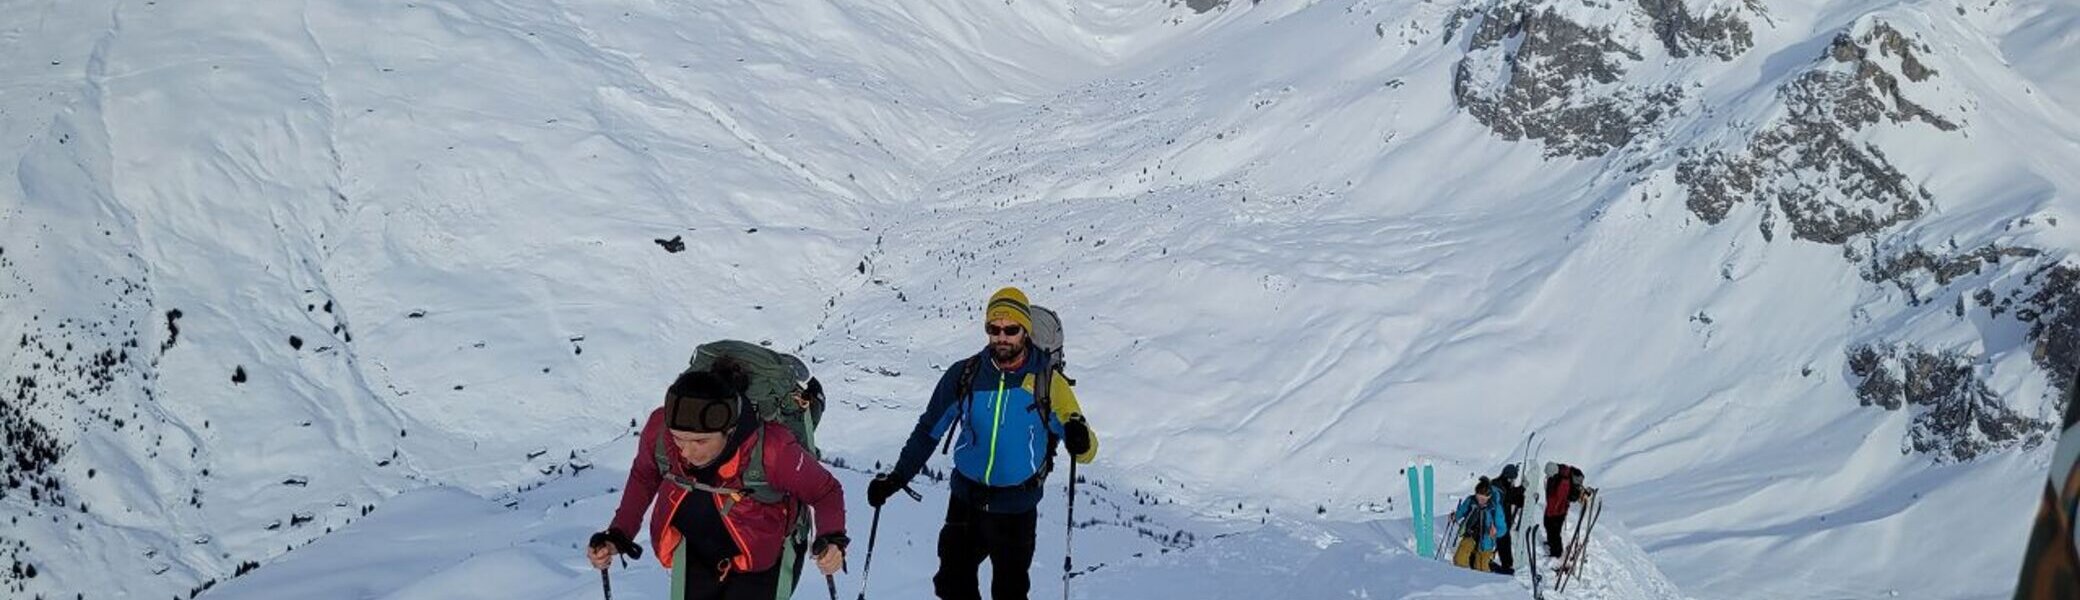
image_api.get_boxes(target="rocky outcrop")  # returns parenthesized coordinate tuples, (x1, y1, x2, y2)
(1848, 343, 2052, 463)
(2015, 263, 2080, 408)
(1451, 1, 1753, 159)
(1863, 244, 2042, 304)
(1638, 0, 1755, 60)
(1678, 21, 1955, 244)
(1453, 4, 1680, 158)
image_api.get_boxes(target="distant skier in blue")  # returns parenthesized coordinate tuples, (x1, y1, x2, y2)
(1451, 477, 1507, 573)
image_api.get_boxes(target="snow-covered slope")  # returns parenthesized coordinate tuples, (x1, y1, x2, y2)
(200, 444, 1679, 600)
(2, 0, 2076, 599)
(196, 436, 1685, 600)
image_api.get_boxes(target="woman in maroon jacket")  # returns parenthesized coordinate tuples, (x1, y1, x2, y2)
(587, 370, 848, 600)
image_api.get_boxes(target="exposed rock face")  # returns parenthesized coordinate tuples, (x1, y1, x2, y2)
(1453, 4, 1678, 159)
(1450, 1, 1753, 159)
(1819, 23, 1956, 130)
(1445, 5, 2058, 465)
(1677, 21, 1955, 244)
(1637, 0, 1755, 60)
(2015, 263, 2080, 407)
(1837, 248, 2080, 465)
(1848, 343, 2052, 463)
(1863, 244, 2043, 304)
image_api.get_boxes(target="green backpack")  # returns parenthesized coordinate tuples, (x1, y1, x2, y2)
(687, 339, 823, 454)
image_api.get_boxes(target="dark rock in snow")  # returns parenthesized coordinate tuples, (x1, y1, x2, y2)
(161, 309, 183, 353)
(1847, 343, 2050, 463)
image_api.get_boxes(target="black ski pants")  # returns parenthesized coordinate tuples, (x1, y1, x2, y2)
(1544, 513, 1566, 558)
(934, 497, 1038, 600)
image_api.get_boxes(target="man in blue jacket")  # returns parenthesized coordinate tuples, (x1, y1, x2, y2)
(868, 286, 1098, 600)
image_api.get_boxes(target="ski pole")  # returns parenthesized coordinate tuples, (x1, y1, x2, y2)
(1435, 508, 1463, 561)
(812, 532, 845, 600)
(1569, 493, 1605, 588)
(856, 485, 921, 600)
(1064, 460, 1078, 600)
(1557, 492, 1592, 590)
(855, 505, 882, 600)
(589, 530, 640, 600)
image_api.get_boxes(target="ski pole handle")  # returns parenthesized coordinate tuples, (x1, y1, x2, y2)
(589, 529, 644, 561)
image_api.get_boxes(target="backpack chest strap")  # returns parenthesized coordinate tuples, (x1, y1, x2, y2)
(653, 427, 783, 506)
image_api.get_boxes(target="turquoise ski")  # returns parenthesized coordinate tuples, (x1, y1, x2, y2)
(1422, 460, 1436, 554)
(1408, 461, 1429, 556)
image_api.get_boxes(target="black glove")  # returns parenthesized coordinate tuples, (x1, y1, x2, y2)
(1062, 417, 1092, 456)
(589, 528, 643, 560)
(811, 532, 851, 555)
(866, 474, 906, 508)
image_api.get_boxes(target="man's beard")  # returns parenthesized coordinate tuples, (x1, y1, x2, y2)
(991, 341, 1023, 363)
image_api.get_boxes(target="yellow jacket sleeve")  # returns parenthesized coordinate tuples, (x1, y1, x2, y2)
(1049, 375, 1097, 464)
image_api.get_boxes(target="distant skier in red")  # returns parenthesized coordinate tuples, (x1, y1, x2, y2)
(1542, 462, 1588, 558)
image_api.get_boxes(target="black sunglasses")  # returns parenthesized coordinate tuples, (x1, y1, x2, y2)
(985, 324, 1023, 336)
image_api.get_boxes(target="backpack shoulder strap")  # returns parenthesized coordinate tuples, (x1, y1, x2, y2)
(955, 355, 982, 402)
(1034, 355, 1057, 414)
(940, 355, 983, 455)
(1031, 360, 1062, 476)
(653, 433, 672, 483)
(1035, 354, 1062, 429)
(655, 434, 734, 494)
(738, 425, 785, 504)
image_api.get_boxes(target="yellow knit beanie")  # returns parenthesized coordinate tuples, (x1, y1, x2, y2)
(985, 287, 1033, 331)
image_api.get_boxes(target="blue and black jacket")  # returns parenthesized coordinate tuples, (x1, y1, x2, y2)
(1454, 495, 1508, 552)
(890, 345, 1096, 513)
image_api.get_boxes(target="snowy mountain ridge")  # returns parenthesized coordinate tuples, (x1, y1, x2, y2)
(1, 0, 2077, 598)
